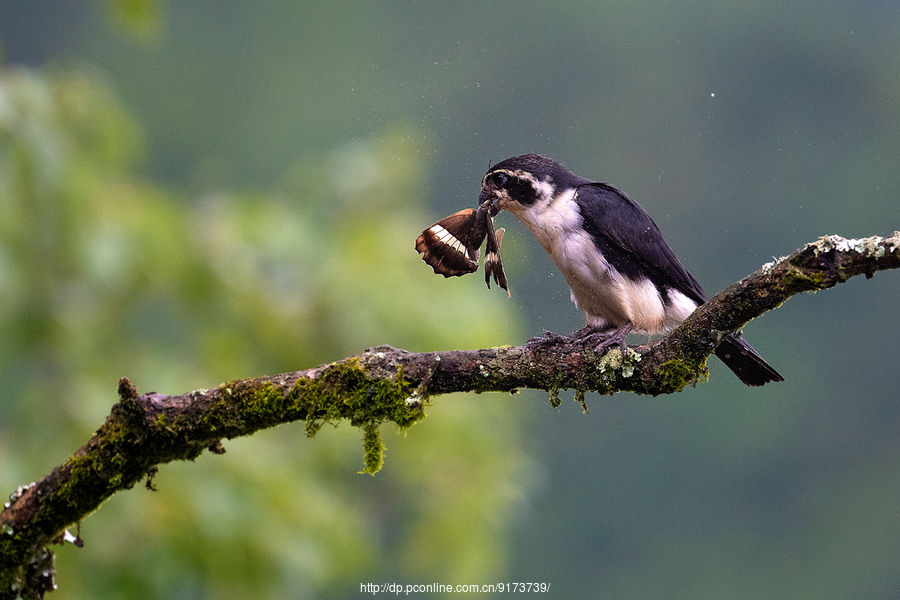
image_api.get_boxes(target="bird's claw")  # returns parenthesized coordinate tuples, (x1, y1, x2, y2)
(574, 324, 633, 356)
(524, 325, 632, 356)
(524, 330, 568, 351)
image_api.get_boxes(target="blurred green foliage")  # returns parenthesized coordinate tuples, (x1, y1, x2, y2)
(0, 64, 528, 598)
(103, 0, 163, 40)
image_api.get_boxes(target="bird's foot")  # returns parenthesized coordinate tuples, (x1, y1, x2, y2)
(524, 330, 569, 351)
(525, 324, 634, 356)
(570, 324, 633, 357)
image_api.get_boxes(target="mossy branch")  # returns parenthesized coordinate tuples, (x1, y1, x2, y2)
(2, 232, 899, 599)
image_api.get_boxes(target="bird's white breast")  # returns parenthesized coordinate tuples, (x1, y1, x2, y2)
(505, 188, 696, 335)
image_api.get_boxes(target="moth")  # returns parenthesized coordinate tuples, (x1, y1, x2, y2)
(415, 200, 510, 297)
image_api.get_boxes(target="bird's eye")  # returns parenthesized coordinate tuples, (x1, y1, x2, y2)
(490, 173, 509, 187)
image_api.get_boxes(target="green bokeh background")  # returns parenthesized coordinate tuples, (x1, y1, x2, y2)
(2, 1, 899, 598)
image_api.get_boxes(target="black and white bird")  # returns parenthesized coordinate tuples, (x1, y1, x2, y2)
(478, 153, 783, 386)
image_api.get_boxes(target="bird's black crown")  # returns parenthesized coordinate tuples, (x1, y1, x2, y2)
(482, 154, 589, 206)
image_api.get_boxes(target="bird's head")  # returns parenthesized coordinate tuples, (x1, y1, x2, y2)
(478, 154, 584, 217)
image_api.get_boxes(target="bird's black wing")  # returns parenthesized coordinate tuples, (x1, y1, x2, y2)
(574, 183, 707, 304)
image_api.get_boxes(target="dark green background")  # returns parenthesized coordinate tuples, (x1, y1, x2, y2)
(2, 1, 899, 598)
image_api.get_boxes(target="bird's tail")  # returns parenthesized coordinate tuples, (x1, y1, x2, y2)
(714, 333, 784, 386)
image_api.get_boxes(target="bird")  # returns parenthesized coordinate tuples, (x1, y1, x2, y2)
(477, 153, 783, 386)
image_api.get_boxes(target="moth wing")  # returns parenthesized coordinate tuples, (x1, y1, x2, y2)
(415, 208, 480, 277)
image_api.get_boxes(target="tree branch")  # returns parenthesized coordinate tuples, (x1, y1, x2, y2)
(2, 232, 898, 598)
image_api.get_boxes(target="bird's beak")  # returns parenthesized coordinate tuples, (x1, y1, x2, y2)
(479, 188, 500, 216)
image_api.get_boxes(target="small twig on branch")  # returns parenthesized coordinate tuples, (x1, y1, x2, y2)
(1, 232, 898, 599)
